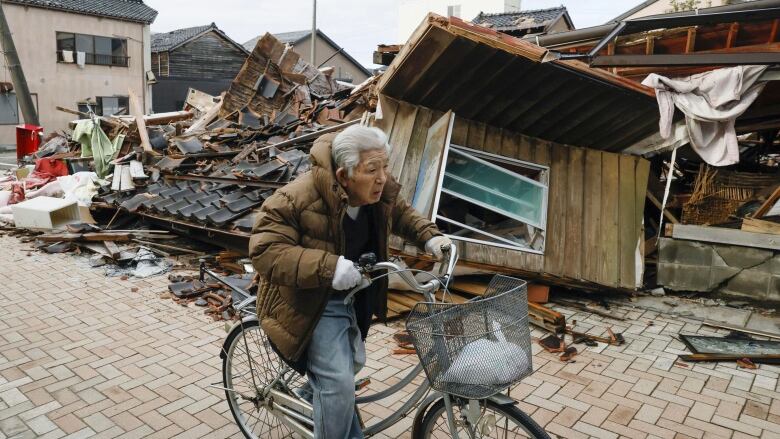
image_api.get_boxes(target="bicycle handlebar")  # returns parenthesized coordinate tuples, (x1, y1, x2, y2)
(342, 243, 458, 305)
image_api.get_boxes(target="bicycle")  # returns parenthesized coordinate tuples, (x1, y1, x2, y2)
(208, 244, 551, 439)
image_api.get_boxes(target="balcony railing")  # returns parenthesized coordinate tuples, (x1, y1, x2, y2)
(57, 50, 129, 67)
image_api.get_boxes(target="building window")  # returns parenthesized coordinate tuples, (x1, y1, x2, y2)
(56, 32, 129, 67)
(447, 4, 461, 18)
(159, 52, 170, 77)
(0, 93, 19, 125)
(434, 145, 548, 253)
(96, 96, 129, 116)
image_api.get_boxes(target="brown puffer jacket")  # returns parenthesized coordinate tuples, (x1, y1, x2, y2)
(249, 133, 441, 363)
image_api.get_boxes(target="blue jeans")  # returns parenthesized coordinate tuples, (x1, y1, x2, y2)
(307, 297, 366, 439)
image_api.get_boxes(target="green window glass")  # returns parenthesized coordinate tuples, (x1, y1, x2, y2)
(442, 148, 546, 229)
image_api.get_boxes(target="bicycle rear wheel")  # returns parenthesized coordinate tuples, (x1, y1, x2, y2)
(413, 397, 551, 439)
(222, 319, 309, 438)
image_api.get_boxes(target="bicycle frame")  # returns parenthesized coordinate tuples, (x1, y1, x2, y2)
(213, 245, 490, 439)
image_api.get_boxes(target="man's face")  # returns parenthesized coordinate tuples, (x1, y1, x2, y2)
(338, 149, 389, 207)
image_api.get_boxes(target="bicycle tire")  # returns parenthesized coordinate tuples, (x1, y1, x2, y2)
(222, 319, 308, 439)
(413, 397, 551, 439)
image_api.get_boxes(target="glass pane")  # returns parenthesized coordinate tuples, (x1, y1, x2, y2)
(56, 32, 75, 51)
(112, 39, 126, 57)
(94, 37, 111, 65)
(442, 149, 544, 228)
(0, 93, 19, 124)
(75, 34, 93, 53)
(100, 97, 120, 116)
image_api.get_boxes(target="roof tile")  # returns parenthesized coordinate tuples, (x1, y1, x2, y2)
(4, 0, 157, 24)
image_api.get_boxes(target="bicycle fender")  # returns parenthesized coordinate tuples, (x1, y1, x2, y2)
(219, 316, 259, 359)
(488, 392, 518, 406)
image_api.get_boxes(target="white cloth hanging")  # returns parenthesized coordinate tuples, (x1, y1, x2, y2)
(76, 51, 86, 68)
(61, 50, 74, 63)
(641, 65, 768, 167)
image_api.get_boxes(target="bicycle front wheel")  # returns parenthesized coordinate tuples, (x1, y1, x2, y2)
(222, 319, 308, 439)
(414, 397, 551, 439)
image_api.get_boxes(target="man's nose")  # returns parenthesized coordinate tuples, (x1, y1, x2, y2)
(377, 168, 387, 184)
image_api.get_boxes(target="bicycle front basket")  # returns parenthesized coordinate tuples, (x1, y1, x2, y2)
(405, 275, 533, 400)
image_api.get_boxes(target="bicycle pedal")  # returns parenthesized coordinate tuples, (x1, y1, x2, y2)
(355, 377, 370, 391)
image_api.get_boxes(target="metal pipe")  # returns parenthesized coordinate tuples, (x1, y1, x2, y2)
(0, 0, 39, 126)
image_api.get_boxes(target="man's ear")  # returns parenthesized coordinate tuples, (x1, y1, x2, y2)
(335, 167, 350, 187)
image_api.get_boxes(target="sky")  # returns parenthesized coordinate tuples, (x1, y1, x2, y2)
(144, 0, 631, 69)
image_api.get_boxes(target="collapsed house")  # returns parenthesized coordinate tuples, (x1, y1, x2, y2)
(532, 0, 780, 300)
(372, 14, 664, 292)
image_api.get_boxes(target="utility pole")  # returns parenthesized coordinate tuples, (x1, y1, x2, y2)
(311, 0, 317, 65)
(0, 1, 39, 126)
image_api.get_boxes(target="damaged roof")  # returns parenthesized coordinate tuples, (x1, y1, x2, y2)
(3, 0, 157, 24)
(472, 6, 571, 32)
(151, 23, 249, 54)
(243, 29, 372, 77)
(378, 14, 660, 152)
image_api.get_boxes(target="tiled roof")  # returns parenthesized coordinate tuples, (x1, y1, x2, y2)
(472, 6, 566, 31)
(3, 0, 157, 24)
(151, 23, 213, 52)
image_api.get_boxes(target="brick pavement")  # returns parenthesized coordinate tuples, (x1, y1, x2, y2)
(2, 234, 780, 438)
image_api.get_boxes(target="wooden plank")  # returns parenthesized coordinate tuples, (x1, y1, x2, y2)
(516, 133, 533, 162)
(543, 144, 568, 277)
(128, 88, 154, 154)
(670, 224, 780, 251)
(742, 217, 780, 235)
(381, 26, 456, 98)
(465, 120, 486, 150)
(726, 22, 740, 49)
(483, 125, 503, 155)
(563, 147, 584, 280)
(634, 158, 651, 288)
(374, 94, 400, 134)
(686, 27, 697, 53)
(411, 111, 454, 219)
(582, 150, 603, 284)
(753, 185, 780, 218)
(398, 107, 434, 201)
(618, 155, 637, 289)
(387, 101, 419, 180)
(770, 19, 779, 43)
(600, 152, 620, 287)
(645, 36, 655, 55)
(647, 191, 680, 224)
(104, 241, 122, 259)
(450, 117, 469, 146)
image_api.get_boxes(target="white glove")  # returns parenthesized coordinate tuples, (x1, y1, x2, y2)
(332, 256, 362, 290)
(425, 235, 452, 260)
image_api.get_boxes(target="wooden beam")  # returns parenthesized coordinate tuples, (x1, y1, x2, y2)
(645, 36, 655, 55)
(742, 217, 780, 235)
(685, 27, 697, 53)
(668, 224, 780, 251)
(128, 88, 155, 154)
(646, 191, 679, 224)
(770, 19, 779, 43)
(726, 22, 739, 49)
(752, 185, 780, 218)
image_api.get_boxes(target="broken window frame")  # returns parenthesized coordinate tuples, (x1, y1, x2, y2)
(431, 144, 549, 254)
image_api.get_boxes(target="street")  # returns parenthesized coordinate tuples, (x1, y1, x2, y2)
(2, 234, 780, 438)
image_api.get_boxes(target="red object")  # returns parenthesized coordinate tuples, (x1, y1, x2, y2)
(16, 124, 43, 160)
(34, 158, 69, 178)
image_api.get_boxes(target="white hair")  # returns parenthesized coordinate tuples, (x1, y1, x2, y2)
(331, 125, 390, 177)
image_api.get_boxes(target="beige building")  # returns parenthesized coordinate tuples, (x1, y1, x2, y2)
(0, 0, 157, 148)
(610, 0, 736, 21)
(243, 30, 371, 85)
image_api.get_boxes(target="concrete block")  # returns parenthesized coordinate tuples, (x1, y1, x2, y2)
(658, 238, 713, 266)
(712, 244, 773, 269)
(658, 263, 720, 292)
(722, 268, 773, 300)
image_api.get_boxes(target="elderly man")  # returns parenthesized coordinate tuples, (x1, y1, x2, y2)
(250, 125, 450, 438)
